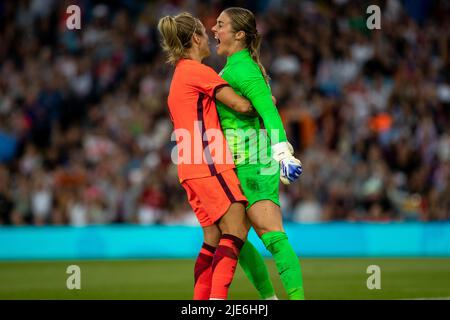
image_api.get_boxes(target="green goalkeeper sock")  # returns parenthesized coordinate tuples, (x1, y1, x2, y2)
(261, 231, 305, 300)
(238, 240, 276, 299)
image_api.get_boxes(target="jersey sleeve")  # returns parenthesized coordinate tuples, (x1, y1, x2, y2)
(189, 63, 230, 98)
(231, 65, 287, 144)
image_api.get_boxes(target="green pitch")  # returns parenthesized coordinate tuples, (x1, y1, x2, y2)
(1, 258, 450, 299)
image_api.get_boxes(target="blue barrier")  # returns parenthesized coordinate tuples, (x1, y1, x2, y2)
(0, 222, 449, 260)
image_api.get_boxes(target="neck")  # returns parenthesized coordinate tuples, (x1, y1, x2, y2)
(226, 43, 246, 57)
(186, 47, 203, 62)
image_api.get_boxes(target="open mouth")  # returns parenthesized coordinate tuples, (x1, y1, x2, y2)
(214, 35, 221, 47)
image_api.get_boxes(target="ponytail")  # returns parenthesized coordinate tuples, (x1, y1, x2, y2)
(157, 12, 201, 65)
(248, 33, 270, 84)
(158, 16, 185, 65)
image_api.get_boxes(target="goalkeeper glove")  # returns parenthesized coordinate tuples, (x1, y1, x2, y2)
(272, 141, 303, 185)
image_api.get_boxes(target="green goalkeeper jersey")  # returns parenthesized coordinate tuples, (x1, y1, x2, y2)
(217, 49, 287, 167)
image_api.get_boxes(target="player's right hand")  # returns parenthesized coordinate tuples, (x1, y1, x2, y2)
(243, 105, 259, 117)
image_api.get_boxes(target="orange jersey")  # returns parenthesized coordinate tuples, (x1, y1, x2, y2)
(168, 59, 235, 182)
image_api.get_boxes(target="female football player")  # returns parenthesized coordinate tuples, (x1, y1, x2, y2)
(212, 7, 305, 299)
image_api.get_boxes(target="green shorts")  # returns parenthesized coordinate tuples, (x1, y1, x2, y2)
(235, 160, 280, 210)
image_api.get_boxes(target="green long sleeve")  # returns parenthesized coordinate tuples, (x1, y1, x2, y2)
(228, 56, 287, 144)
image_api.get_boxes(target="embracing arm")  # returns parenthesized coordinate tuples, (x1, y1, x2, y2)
(189, 63, 254, 114)
(215, 85, 254, 114)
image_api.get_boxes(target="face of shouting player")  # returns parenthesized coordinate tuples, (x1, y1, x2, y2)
(212, 12, 241, 57)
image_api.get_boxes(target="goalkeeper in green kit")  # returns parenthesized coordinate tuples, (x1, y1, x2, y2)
(211, 7, 305, 300)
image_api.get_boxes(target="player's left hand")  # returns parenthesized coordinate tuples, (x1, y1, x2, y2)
(272, 141, 303, 185)
(279, 157, 303, 185)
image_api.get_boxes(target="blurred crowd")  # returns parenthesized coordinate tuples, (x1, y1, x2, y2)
(0, 0, 449, 226)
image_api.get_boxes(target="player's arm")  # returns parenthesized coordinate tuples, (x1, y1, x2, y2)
(234, 69, 287, 140)
(215, 85, 255, 114)
(235, 70, 303, 184)
(236, 73, 287, 143)
(189, 63, 255, 115)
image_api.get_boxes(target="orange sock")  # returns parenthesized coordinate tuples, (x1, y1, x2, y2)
(210, 234, 244, 300)
(193, 243, 216, 300)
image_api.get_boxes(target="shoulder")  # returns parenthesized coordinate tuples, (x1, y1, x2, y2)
(232, 59, 264, 81)
(197, 62, 217, 74)
(230, 60, 269, 96)
(178, 59, 217, 76)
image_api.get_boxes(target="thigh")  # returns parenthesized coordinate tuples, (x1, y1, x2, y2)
(246, 200, 284, 237)
(216, 202, 248, 241)
(236, 162, 280, 210)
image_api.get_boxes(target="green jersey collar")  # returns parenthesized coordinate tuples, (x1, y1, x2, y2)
(226, 48, 251, 65)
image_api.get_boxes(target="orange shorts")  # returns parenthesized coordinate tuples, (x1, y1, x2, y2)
(181, 169, 248, 227)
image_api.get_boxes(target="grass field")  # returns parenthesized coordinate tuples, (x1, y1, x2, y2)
(1, 258, 450, 299)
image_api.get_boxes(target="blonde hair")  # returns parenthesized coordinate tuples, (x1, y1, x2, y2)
(223, 7, 269, 83)
(157, 12, 202, 65)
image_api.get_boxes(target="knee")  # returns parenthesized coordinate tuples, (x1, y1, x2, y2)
(254, 225, 284, 238)
(260, 230, 288, 251)
(203, 224, 221, 247)
(219, 222, 248, 241)
(244, 218, 251, 232)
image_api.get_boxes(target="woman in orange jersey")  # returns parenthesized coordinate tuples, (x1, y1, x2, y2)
(158, 12, 252, 300)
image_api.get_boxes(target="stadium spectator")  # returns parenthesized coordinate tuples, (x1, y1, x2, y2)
(0, 0, 449, 225)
